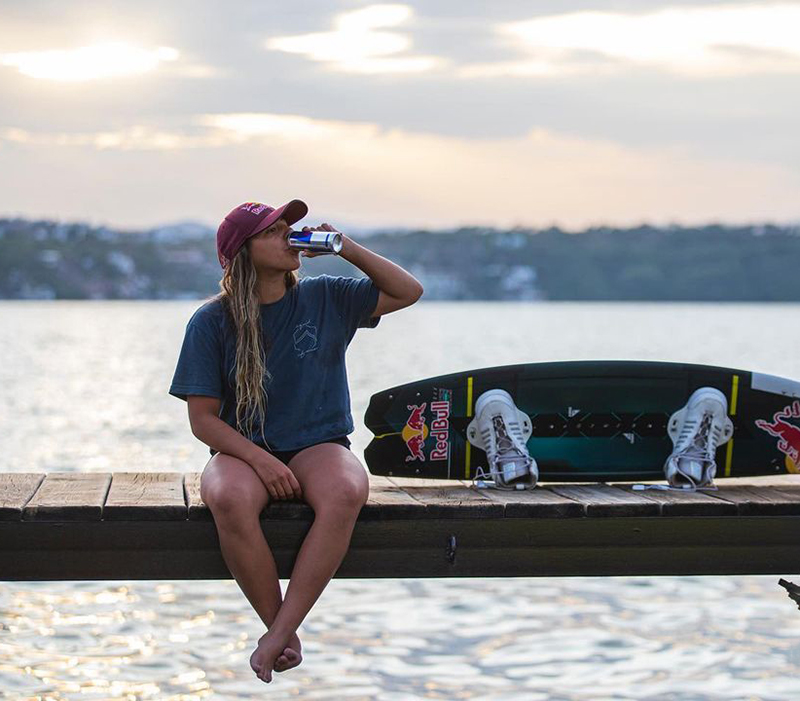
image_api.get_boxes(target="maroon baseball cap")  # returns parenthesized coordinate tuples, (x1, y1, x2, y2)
(216, 199, 308, 268)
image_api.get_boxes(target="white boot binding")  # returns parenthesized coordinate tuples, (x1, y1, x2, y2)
(467, 389, 538, 490)
(661, 387, 734, 491)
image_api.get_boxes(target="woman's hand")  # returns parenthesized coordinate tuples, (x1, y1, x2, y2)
(299, 223, 346, 258)
(251, 452, 303, 501)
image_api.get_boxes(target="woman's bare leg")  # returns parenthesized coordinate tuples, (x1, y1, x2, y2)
(249, 442, 369, 683)
(200, 453, 302, 672)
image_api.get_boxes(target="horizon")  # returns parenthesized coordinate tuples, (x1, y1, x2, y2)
(3, 213, 800, 237)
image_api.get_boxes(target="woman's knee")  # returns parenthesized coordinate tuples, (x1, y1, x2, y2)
(200, 453, 269, 518)
(314, 468, 369, 516)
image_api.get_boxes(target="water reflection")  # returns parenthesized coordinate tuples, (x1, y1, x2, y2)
(0, 301, 799, 698)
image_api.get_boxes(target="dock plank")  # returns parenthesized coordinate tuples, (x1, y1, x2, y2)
(386, 477, 503, 518)
(362, 482, 427, 520)
(23, 473, 111, 521)
(612, 484, 739, 516)
(702, 485, 800, 516)
(548, 484, 661, 517)
(0, 474, 45, 521)
(103, 472, 187, 520)
(465, 482, 586, 518)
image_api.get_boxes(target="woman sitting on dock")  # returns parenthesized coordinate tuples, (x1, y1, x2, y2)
(168, 199, 423, 683)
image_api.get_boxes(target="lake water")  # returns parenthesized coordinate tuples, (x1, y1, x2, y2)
(1, 299, 799, 700)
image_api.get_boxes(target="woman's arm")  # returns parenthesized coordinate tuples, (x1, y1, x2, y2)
(188, 396, 303, 500)
(338, 232, 424, 316)
(189, 396, 264, 464)
(301, 223, 423, 315)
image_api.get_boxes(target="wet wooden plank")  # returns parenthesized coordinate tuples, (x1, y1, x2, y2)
(612, 484, 739, 516)
(0, 473, 45, 521)
(23, 473, 111, 521)
(103, 472, 187, 520)
(547, 484, 661, 517)
(386, 477, 502, 518)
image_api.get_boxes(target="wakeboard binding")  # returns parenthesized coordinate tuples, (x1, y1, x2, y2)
(467, 389, 538, 489)
(664, 387, 734, 489)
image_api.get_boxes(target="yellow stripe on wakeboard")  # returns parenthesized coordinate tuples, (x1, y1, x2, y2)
(465, 376, 474, 478)
(730, 374, 739, 415)
(724, 374, 739, 477)
(374, 431, 400, 439)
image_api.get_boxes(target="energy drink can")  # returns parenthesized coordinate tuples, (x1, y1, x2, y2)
(288, 230, 343, 255)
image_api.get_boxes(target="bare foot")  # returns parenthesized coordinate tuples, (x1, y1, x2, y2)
(249, 630, 292, 683)
(274, 632, 303, 673)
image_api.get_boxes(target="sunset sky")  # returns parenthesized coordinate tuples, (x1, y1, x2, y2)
(1, 0, 798, 232)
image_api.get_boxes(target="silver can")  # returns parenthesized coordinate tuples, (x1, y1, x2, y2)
(288, 230, 343, 255)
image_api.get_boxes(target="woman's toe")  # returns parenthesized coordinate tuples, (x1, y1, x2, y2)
(276, 647, 301, 672)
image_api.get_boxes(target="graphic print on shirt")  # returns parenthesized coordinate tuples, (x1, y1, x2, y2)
(293, 320, 319, 358)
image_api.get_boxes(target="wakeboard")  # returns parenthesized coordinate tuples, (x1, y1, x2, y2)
(363, 360, 800, 483)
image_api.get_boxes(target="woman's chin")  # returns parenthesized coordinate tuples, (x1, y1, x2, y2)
(254, 256, 300, 274)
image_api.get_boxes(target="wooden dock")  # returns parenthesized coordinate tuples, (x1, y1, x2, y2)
(1, 473, 799, 580)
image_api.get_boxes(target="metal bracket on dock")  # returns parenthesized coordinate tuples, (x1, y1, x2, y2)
(779, 579, 800, 611)
(446, 534, 457, 565)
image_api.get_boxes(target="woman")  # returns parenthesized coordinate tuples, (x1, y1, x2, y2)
(169, 199, 423, 683)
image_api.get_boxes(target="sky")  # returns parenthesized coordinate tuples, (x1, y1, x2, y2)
(0, 0, 798, 232)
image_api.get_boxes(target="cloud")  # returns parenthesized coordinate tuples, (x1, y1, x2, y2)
(2, 112, 797, 229)
(0, 125, 230, 150)
(266, 3, 446, 74)
(0, 113, 380, 150)
(0, 42, 179, 81)
(196, 112, 380, 141)
(461, 3, 800, 79)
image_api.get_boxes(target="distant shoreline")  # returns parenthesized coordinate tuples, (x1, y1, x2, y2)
(2, 218, 799, 302)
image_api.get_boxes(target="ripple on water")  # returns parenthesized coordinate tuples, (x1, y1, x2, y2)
(2, 574, 800, 699)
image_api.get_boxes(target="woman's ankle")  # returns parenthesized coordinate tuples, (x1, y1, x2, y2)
(264, 621, 296, 646)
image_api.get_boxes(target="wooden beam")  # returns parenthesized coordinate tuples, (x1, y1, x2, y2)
(1, 472, 798, 580)
(1, 516, 799, 580)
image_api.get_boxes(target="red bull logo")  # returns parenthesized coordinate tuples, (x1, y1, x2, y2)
(402, 403, 428, 462)
(401, 400, 451, 462)
(755, 400, 800, 473)
(430, 400, 450, 460)
(240, 202, 270, 215)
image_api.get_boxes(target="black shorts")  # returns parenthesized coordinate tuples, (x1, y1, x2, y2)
(266, 435, 351, 466)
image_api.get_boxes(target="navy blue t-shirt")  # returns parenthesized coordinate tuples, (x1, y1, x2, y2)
(169, 274, 381, 452)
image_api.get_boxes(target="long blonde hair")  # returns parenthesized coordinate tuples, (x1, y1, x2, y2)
(211, 244, 299, 441)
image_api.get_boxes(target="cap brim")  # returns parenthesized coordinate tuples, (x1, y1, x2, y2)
(254, 199, 308, 233)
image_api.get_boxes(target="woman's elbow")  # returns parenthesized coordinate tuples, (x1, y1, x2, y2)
(402, 283, 424, 310)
